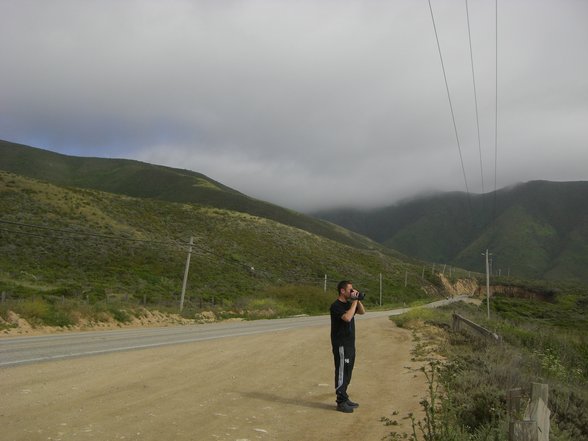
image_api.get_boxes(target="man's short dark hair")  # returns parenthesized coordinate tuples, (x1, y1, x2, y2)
(337, 280, 352, 294)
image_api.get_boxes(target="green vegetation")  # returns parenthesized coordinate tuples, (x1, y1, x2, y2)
(0, 139, 381, 249)
(0, 297, 139, 330)
(0, 171, 449, 328)
(385, 289, 588, 440)
(316, 181, 588, 284)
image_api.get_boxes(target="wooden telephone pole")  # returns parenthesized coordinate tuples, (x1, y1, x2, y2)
(484, 249, 491, 319)
(179, 236, 193, 312)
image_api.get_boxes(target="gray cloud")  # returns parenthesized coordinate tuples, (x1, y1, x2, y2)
(1, 0, 587, 211)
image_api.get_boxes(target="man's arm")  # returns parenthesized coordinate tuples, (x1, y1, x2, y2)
(355, 300, 365, 315)
(341, 300, 364, 322)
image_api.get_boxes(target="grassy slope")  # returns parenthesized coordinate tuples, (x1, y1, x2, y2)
(316, 182, 588, 283)
(0, 139, 377, 250)
(0, 171, 440, 308)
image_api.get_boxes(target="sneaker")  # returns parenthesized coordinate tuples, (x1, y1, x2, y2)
(336, 402, 354, 413)
(346, 399, 359, 408)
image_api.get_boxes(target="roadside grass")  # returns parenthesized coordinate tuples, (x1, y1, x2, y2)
(0, 284, 348, 330)
(384, 292, 588, 441)
(0, 270, 439, 331)
(0, 298, 140, 329)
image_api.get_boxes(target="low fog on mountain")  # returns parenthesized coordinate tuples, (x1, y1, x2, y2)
(1, 1, 587, 211)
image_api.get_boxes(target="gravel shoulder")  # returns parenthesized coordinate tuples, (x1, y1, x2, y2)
(1, 316, 427, 441)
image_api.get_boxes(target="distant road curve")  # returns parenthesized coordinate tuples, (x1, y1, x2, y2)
(0, 296, 467, 368)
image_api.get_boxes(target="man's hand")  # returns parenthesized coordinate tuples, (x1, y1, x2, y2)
(349, 289, 365, 301)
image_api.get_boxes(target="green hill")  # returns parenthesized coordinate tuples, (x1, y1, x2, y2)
(0, 170, 447, 317)
(0, 139, 375, 250)
(315, 181, 588, 284)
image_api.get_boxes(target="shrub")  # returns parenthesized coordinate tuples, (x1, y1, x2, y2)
(391, 307, 441, 329)
(109, 307, 133, 323)
(9, 298, 77, 327)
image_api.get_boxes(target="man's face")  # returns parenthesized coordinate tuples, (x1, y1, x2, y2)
(341, 284, 354, 299)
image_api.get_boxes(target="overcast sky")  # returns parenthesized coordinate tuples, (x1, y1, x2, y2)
(1, 0, 587, 212)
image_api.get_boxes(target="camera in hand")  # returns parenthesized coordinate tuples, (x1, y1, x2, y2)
(351, 291, 365, 301)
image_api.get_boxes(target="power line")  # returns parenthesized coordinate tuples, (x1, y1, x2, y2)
(427, 0, 472, 210)
(0, 218, 256, 273)
(0, 219, 187, 247)
(493, 0, 499, 219)
(0, 227, 47, 239)
(465, 0, 485, 194)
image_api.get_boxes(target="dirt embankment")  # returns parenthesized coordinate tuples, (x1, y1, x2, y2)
(436, 276, 552, 303)
(438, 275, 479, 297)
(474, 284, 555, 302)
(1, 309, 224, 337)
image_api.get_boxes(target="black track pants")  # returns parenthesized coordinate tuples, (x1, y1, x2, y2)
(333, 344, 356, 404)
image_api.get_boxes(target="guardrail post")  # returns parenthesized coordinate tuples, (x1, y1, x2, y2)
(507, 387, 524, 418)
(452, 313, 460, 331)
(508, 383, 550, 441)
(531, 383, 548, 404)
(510, 421, 538, 441)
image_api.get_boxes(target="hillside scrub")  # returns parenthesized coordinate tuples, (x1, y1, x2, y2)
(317, 180, 588, 284)
(0, 140, 383, 250)
(384, 290, 588, 440)
(0, 171, 452, 321)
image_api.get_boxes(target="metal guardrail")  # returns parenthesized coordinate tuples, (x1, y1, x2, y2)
(451, 313, 501, 342)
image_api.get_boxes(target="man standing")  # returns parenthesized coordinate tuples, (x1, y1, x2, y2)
(330, 280, 365, 413)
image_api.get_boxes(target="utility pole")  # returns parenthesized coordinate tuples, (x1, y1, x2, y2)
(180, 236, 193, 313)
(379, 273, 383, 306)
(483, 249, 491, 319)
(404, 270, 408, 287)
(324, 274, 327, 293)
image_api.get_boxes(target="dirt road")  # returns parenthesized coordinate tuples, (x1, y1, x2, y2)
(1, 316, 427, 441)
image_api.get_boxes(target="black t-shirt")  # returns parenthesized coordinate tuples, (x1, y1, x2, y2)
(330, 299, 355, 347)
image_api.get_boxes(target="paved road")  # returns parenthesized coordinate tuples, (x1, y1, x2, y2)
(0, 296, 466, 368)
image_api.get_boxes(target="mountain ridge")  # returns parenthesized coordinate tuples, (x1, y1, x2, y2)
(315, 180, 588, 283)
(0, 139, 376, 250)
